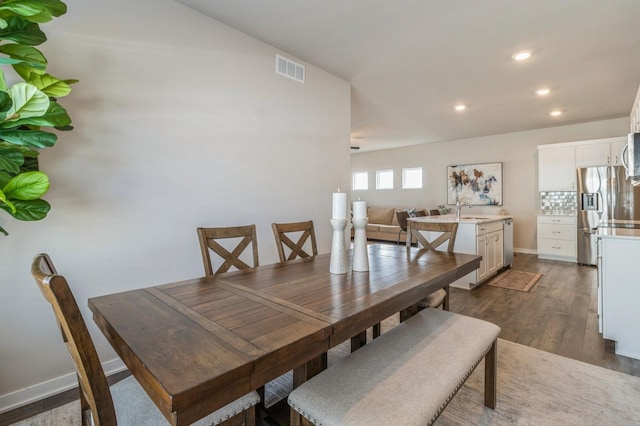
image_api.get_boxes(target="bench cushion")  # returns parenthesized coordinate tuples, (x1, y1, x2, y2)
(288, 308, 500, 426)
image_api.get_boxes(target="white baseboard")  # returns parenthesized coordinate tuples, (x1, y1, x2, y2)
(514, 248, 537, 255)
(0, 358, 125, 414)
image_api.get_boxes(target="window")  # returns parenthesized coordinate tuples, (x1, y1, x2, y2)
(376, 169, 394, 190)
(352, 171, 368, 190)
(402, 167, 423, 189)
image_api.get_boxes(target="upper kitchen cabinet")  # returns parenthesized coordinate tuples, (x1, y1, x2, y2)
(538, 145, 576, 191)
(574, 137, 627, 167)
(631, 84, 640, 133)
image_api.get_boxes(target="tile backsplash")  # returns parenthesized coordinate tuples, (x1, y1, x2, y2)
(540, 191, 577, 213)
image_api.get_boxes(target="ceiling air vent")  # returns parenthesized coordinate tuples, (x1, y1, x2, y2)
(276, 54, 305, 83)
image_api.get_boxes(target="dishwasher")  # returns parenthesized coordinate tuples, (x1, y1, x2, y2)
(503, 218, 514, 267)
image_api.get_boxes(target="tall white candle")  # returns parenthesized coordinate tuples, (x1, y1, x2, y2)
(353, 200, 367, 219)
(332, 191, 347, 219)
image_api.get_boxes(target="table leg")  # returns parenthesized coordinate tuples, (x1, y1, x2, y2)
(400, 304, 419, 322)
(350, 331, 367, 352)
(292, 352, 327, 388)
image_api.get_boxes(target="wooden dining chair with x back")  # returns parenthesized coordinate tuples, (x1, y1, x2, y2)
(31, 253, 260, 426)
(197, 225, 259, 276)
(406, 220, 459, 311)
(271, 220, 318, 262)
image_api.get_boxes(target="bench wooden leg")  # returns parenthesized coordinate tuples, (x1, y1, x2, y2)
(484, 339, 497, 409)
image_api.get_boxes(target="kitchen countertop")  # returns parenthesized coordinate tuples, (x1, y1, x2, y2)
(597, 228, 640, 240)
(410, 214, 513, 224)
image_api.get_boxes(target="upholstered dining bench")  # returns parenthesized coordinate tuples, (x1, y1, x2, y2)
(288, 308, 500, 426)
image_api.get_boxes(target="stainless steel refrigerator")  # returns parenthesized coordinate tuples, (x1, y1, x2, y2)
(577, 165, 640, 265)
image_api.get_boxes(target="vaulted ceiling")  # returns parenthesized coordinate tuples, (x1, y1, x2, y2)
(176, 0, 640, 152)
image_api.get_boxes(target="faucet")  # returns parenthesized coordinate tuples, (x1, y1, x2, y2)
(456, 200, 472, 220)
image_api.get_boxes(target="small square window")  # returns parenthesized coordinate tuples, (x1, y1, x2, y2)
(376, 170, 394, 190)
(353, 171, 368, 190)
(402, 167, 422, 189)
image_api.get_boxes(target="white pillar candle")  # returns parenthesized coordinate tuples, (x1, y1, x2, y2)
(353, 200, 367, 219)
(332, 191, 347, 219)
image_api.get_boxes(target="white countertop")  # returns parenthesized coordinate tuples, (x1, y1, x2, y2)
(597, 228, 640, 240)
(410, 214, 513, 224)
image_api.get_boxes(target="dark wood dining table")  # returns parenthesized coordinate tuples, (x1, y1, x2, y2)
(88, 244, 480, 426)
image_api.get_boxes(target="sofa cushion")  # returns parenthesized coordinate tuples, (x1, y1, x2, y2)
(376, 224, 400, 235)
(367, 207, 396, 225)
(366, 224, 381, 233)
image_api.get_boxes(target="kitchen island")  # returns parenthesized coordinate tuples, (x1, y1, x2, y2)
(409, 214, 514, 289)
(597, 227, 640, 360)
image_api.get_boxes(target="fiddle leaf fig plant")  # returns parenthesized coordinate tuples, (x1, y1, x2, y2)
(0, 0, 76, 236)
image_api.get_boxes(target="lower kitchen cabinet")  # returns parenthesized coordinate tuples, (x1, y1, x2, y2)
(597, 231, 640, 360)
(537, 215, 576, 262)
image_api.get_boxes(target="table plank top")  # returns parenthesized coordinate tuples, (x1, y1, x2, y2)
(88, 244, 479, 425)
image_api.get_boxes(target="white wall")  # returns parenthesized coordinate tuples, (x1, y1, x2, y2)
(351, 117, 629, 252)
(0, 0, 351, 411)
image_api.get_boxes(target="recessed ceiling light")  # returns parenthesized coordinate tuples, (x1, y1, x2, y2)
(550, 110, 562, 117)
(454, 104, 466, 112)
(512, 51, 531, 61)
(536, 88, 550, 96)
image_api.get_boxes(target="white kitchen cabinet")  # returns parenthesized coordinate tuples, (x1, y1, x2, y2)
(476, 222, 504, 282)
(574, 137, 627, 167)
(538, 146, 576, 191)
(537, 215, 576, 262)
(631, 84, 640, 133)
(598, 231, 640, 360)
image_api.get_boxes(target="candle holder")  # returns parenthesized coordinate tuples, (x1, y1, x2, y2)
(352, 217, 369, 272)
(329, 218, 348, 274)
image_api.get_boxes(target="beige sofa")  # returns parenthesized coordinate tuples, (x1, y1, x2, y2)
(364, 206, 427, 243)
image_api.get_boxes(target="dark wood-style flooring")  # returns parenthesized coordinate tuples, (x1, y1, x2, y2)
(3, 252, 639, 425)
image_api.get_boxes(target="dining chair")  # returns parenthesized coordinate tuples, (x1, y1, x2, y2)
(396, 210, 410, 245)
(407, 221, 459, 311)
(430, 209, 441, 216)
(271, 220, 318, 262)
(31, 253, 260, 426)
(197, 225, 259, 276)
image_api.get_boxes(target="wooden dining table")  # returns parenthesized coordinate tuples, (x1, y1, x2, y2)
(88, 244, 480, 426)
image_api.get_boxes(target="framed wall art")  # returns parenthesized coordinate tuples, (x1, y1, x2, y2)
(447, 162, 503, 206)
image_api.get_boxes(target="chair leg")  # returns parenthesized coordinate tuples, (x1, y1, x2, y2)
(484, 340, 497, 409)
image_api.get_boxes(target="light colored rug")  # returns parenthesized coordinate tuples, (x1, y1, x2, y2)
(487, 270, 543, 292)
(12, 339, 640, 425)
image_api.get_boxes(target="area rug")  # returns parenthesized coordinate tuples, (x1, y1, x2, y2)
(487, 269, 542, 292)
(12, 339, 640, 426)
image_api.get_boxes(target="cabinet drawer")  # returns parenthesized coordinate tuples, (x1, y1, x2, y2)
(538, 224, 576, 240)
(537, 215, 576, 225)
(486, 221, 503, 233)
(538, 238, 576, 257)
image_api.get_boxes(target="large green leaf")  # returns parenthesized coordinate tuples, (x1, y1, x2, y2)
(0, 44, 47, 73)
(0, 16, 46, 45)
(0, 171, 11, 187)
(0, 91, 12, 112)
(0, 69, 7, 91)
(0, 188, 16, 213)
(3, 170, 49, 200)
(0, 147, 24, 173)
(3, 101, 70, 128)
(0, 0, 67, 22)
(0, 129, 57, 148)
(1, 198, 49, 220)
(4, 82, 49, 121)
(26, 73, 70, 97)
